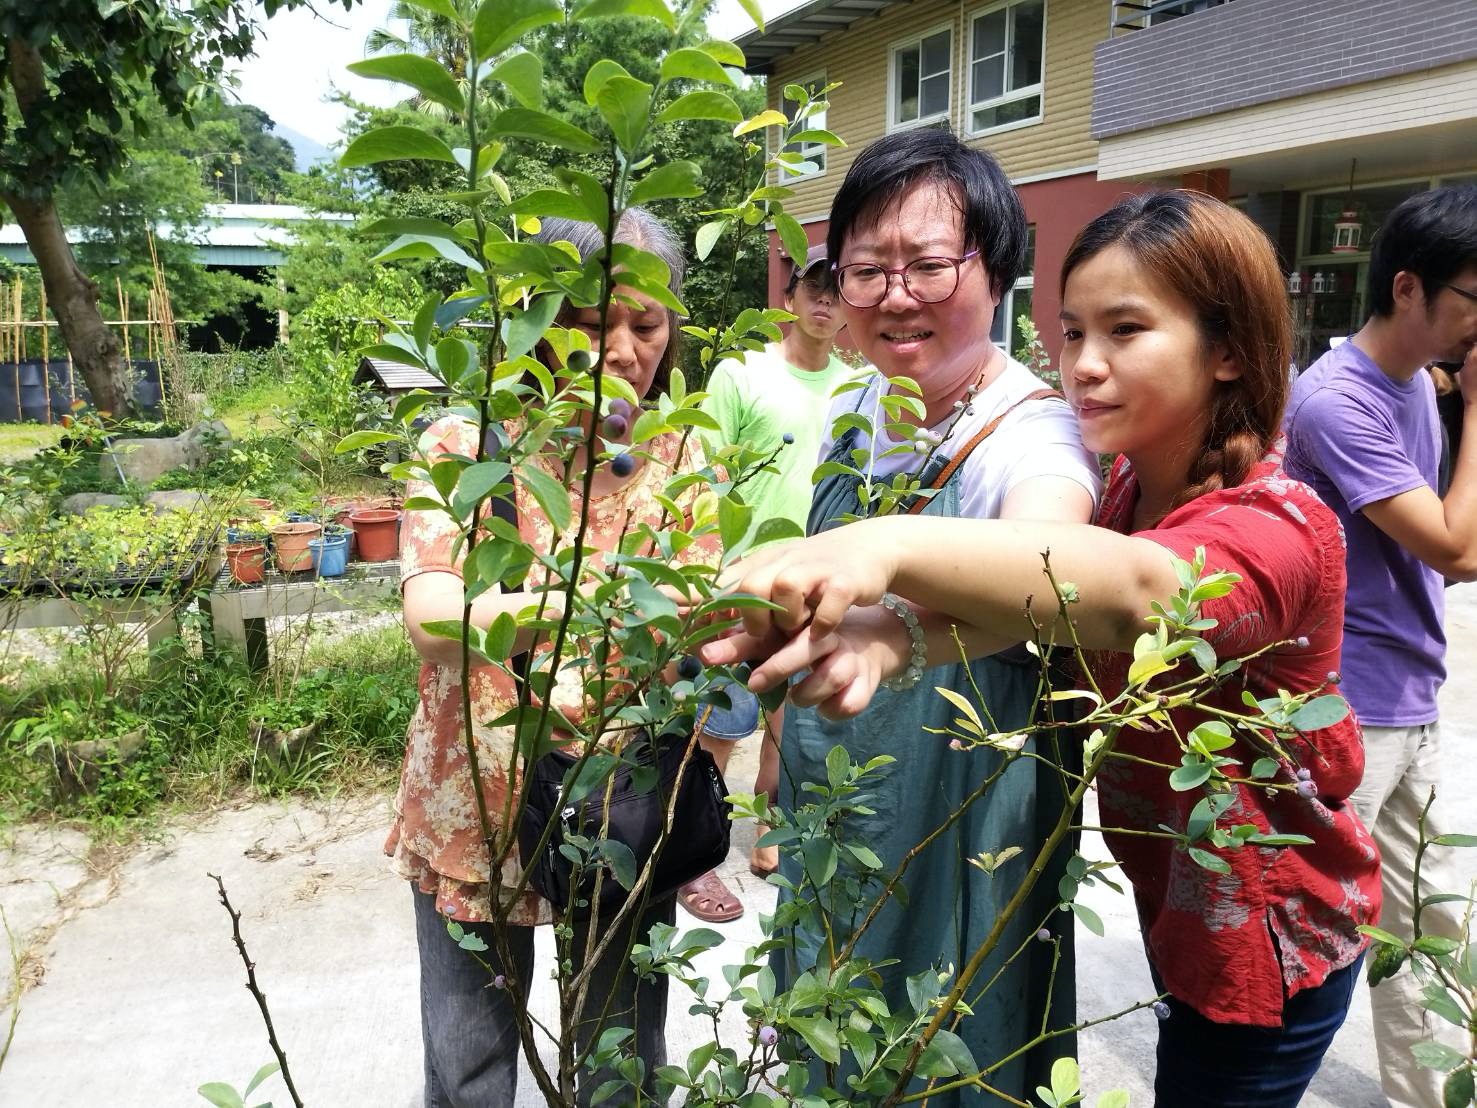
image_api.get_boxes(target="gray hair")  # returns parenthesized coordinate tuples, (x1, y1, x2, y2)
(534, 207, 685, 295)
(533, 207, 684, 387)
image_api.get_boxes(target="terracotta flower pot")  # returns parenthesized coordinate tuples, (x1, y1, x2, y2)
(348, 509, 401, 563)
(270, 521, 322, 573)
(244, 498, 275, 511)
(226, 542, 267, 585)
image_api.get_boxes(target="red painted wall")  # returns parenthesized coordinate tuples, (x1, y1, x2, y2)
(760, 172, 1152, 365)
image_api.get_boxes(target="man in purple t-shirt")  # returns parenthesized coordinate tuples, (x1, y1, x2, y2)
(1284, 184, 1477, 1108)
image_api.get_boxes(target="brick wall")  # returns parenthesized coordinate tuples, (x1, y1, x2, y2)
(1092, 0, 1477, 139)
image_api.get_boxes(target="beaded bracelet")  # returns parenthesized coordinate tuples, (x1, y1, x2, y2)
(879, 592, 927, 691)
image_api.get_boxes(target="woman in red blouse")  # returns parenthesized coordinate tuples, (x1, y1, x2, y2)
(705, 191, 1380, 1105)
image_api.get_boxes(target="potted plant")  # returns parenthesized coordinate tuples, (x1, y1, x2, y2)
(347, 508, 399, 562)
(308, 526, 350, 578)
(269, 520, 321, 573)
(225, 541, 267, 585)
(248, 670, 334, 771)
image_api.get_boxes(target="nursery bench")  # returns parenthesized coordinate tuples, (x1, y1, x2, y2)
(200, 559, 402, 672)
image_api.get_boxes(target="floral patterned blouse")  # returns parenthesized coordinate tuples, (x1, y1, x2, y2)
(1093, 447, 1381, 1026)
(386, 415, 720, 924)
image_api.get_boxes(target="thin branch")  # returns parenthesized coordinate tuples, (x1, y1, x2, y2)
(207, 873, 304, 1108)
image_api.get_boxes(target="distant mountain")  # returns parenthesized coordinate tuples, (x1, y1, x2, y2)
(272, 122, 335, 171)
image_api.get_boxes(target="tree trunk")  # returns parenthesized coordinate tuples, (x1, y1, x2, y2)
(3, 35, 131, 419)
(2, 190, 132, 419)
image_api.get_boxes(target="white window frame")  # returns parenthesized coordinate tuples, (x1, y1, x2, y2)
(992, 277, 1035, 353)
(888, 24, 954, 132)
(779, 71, 828, 181)
(966, 0, 1046, 139)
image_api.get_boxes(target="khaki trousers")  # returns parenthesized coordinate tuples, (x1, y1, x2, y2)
(1351, 722, 1470, 1108)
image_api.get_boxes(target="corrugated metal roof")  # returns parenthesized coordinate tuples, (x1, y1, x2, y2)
(354, 357, 447, 393)
(734, 0, 899, 73)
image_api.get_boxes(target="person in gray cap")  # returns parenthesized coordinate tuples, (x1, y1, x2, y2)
(686, 243, 855, 919)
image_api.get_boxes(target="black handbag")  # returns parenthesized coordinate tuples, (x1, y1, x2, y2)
(516, 725, 732, 919)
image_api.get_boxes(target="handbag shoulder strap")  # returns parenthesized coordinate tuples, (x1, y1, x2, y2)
(905, 388, 1063, 516)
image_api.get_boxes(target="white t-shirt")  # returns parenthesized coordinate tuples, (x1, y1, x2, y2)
(817, 358, 1102, 520)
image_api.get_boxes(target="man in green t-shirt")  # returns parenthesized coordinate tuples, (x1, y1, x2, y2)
(685, 245, 852, 911)
(701, 244, 853, 531)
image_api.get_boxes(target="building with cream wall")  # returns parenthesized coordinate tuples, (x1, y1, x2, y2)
(736, 0, 1477, 367)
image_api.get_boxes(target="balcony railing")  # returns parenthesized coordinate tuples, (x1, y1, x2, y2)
(1108, 0, 1236, 37)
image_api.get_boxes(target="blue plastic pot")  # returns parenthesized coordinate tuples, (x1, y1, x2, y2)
(308, 531, 350, 578)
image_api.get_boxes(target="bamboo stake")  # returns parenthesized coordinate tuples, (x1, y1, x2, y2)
(12, 278, 21, 364)
(39, 282, 51, 424)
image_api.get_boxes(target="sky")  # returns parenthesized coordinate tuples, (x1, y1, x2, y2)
(232, 0, 782, 151)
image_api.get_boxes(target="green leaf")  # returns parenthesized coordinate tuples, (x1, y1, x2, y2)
(1250, 757, 1281, 779)
(656, 90, 743, 124)
(374, 233, 482, 271)
(1288, 693, 1350, 732)
(1096, 1092, 1131, 1108)
(734, 109, 788, 136)
(1366, 939, 1409, 986)
(341, 126, 458, 167)
(596, 75, 654, 154)
(800, 836, 837, 887)
(583, 59, 632, 104)
(1443, 1066, 1474, 1108)
(695, 219, 727, 261)
(1413, 1041, 1467, 1072)
(1168, 759, 1212, 791)
(347, 54, 464, 113)
(335, 430, 400, 454)
(450, 460, 510, 516)
(718, 496, 753, 550)
(1187, 846, 1231, 874)
(1071, 902, 1105, 937)
(1127, 648, 1175, 686)
(491, 108, 601, 154)
(753, 516, 803, 546)
(484, 611, 518, 661)
(504, 294, 564, 359)
(519, 465, 572, 531)
(787, 1015, 840, 1064)
(660, 47, 736, 86)
(602, 839, 638, 890)
(1414, 935, 1463, 957)
(1431, 833, 1477, 848)
(196, 1084, 244, 1108)
(629, 160, 703, 206)
(473, 0, 562, 57)
(734, 0, 764, 32)
(571, 0, 676, 27)
(404, 0, 464, 19)
(915, 1028, 976, 1078)
(489, 51, 543, 110)
(697, 39, 745, 66)
(1051, 1057, 1081, 1102)
(773, 212, 809, 271)
(242, 1063, 280, 1098)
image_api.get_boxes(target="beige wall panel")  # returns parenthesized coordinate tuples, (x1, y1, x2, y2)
(1098, 60, 1477, 180)
(763, 0, 1102, 220)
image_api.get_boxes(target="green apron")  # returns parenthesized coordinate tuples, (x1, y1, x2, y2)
(774, 441, 1078, 1105)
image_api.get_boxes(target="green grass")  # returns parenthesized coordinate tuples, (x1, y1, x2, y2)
(214, 377, 294, 437)
(0, 422, 64, 464)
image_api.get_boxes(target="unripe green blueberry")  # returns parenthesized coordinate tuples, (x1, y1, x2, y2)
(566, 349, 593, 372)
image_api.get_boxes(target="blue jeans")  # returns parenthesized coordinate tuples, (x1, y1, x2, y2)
(697, 679, 760, 740)
(412, 886, 673, 1107)
(1152, 952, 1363, 1107)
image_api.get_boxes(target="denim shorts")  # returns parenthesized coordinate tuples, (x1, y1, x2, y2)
(698, 678, 761, 740)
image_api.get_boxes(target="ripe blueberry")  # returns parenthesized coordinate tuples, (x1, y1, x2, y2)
(610, 452, 636, 478)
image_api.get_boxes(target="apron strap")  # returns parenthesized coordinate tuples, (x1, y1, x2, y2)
(905, 388, 1064, 515)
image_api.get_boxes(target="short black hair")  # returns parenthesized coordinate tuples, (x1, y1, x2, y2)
(1365, 184, 1477, 317)
(825, 129, 1027, 299)
(784, 260, 835, 297)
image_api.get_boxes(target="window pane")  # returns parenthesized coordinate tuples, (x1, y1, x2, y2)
(921, 73, 950, 117)
(972, 56, 1003, 103)
(922, 31, 951, 76)
(896, 46, 920, 121)
(991, 289, 1010, 345)
(971, 92, 1039, 131)
(974, 10, 1006, 61)
(1023, 224, 1036, 276)
(1011, 1, 1045, 90)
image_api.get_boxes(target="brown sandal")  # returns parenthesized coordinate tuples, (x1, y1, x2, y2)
(677, 869, 744, 923)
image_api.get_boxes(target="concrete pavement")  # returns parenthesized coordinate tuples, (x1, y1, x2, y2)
(3, 589, 1476, 1106)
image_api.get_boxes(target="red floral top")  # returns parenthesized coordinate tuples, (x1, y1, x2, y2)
(387, 416, 720, 924)
(1094, 448, 1381, 1026)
